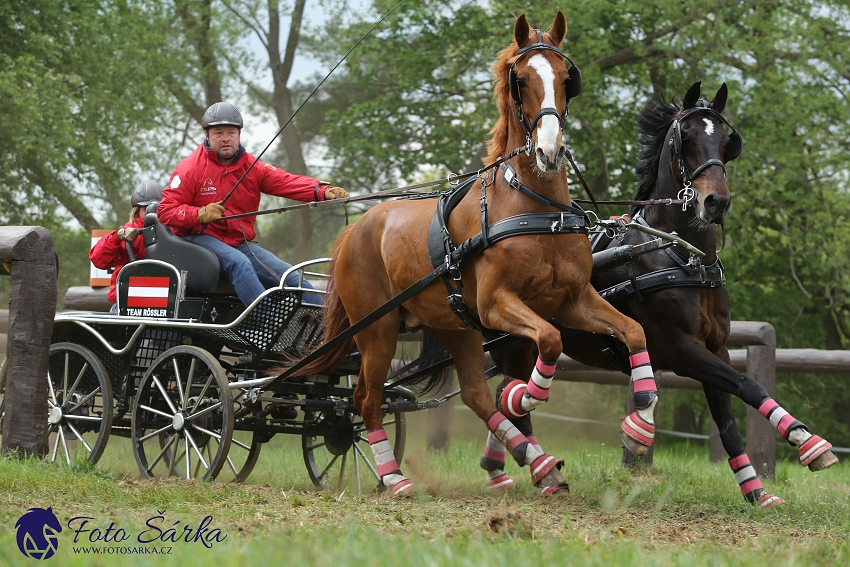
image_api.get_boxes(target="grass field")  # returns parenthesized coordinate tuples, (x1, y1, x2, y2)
(1, 402, 848, 567)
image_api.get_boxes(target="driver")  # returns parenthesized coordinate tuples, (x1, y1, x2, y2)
(90, 180, 163, 313)
(157, 102, 348, 307)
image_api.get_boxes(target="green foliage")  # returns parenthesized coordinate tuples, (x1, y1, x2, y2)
(0, 0, 183, 229)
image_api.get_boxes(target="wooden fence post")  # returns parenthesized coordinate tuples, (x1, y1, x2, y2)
(1, 227, 57, 457)
(728, 322, 777, 478)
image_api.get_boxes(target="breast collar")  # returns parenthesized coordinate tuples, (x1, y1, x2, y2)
(425, 168, 588, 331)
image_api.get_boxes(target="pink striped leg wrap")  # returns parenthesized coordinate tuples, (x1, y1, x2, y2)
(500, 358, 557, 418)
(487, 412, 542, 467)
(757, 398, 805, 440)
(481, 432, 515, 491)
(367, 428, 412, 494)
(629, 349, 657, 409)
(728, 454, 784, 508)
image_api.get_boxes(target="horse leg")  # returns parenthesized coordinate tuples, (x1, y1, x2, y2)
(476, 296, 570, 493)
(703, 384, 784, 508)
(353, 317, 413, 494)
(660, 338, 838, 473)
(558, 289, 659, 456)
(477, 339, 537, 491)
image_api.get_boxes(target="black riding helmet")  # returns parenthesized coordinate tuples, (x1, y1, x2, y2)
(202, 102, 243, 129)
(131, 180, 163, 207)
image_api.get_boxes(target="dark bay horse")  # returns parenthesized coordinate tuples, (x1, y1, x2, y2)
(484, 82, 838, 506)
(297, 11, 662, 494)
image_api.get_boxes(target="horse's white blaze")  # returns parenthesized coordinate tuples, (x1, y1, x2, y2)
(702, 117, 715, 135)
(528, 54, 560, 161)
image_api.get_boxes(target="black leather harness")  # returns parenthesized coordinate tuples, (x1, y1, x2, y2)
(427, 165, 588, 330)
(595, 211, 725, 304)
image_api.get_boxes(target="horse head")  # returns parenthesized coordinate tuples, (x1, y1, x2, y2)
(667, 81, 742, 225)
(501, 11, 581, 174)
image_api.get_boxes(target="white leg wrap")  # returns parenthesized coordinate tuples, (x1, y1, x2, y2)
(788, 428, 812, 447)
(635, 395, 658, 425)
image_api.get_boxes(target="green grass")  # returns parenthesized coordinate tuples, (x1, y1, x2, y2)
(1, 418, 848, 567)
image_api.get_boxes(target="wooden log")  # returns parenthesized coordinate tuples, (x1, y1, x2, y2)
(746, 343, 776, 478)
(727, 321, 776, 347)
(709, 418, 726, 463)
(63, 286, 111, 312)
(0, 227, 57, 457)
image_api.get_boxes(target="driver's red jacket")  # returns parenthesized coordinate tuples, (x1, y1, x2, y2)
(157, 142, 328, 246)
(89, 215, 146, 304)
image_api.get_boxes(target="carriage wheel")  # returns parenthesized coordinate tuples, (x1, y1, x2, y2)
(302, 385, 407, 493)
(157, 387, 263, 483)
(46, 343, 113, 465)
(132, 345, 233, 481)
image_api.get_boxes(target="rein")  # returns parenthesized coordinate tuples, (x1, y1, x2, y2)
(216, 145, 530, 222)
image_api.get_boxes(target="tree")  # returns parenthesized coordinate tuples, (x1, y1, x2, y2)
(0, 0, 183, 230)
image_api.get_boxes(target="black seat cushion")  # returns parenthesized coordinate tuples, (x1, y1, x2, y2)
(142, 213, 223, 294)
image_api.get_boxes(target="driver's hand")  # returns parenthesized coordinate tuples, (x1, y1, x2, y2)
(198, 202, 226, 223)
(324, 186, 349, 200)
(117, 228, 139, 242)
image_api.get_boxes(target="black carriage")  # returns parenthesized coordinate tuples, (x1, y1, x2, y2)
(44, 212, 416, 490)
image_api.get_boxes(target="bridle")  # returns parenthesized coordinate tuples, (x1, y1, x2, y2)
(508, 29, 582, 152)
(669, 100, 743, 210)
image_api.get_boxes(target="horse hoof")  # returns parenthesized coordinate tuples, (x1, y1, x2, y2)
(620, 429, 649, 457)
(799, 435, 838, 471)
(620, 413, 654, 456)
(757, 493, 786, 509)
(808, 449, 839, 472)
(487, 474, 516, 492)
(540, 481, 570, 495)
(531, 454, 568, 494)
(392, 479, 414, 495)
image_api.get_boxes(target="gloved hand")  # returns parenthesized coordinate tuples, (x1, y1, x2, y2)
(117, 228, 139, 242)
(198, 202, 226, 223)
(324, 186, 349, 200)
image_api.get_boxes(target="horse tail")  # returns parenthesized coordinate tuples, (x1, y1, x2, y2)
(276, 227, 356, 377)
(398, 331, 452, 395)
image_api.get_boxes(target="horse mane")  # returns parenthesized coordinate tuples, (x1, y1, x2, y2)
(485, 27, 559, 165)
(632, 97, 680, 214)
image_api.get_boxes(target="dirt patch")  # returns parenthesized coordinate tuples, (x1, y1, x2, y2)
(483, 508, 534, 539)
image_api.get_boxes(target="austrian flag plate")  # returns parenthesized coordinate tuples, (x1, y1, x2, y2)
(126, 277, 171, 308)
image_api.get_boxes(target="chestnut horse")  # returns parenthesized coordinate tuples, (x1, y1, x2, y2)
(297, 11, 662, 494)
(484, 82, 839, 506)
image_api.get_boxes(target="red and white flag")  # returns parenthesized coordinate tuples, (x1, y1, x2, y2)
(126, 276, 171, 308)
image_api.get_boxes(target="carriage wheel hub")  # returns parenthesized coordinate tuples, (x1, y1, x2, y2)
(48, 407, 63, 425)
(172, 412, 186, 431)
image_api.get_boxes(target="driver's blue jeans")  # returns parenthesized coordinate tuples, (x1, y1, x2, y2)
(184, 235, 321, 306)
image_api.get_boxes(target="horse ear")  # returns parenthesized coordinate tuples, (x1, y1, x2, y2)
(514, 13, 531, 48)
(711, 83, 728, 113)
(683, 81, 701, 109)
(549, 10, 567, 45)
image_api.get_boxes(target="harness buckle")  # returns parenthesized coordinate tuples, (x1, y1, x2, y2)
(677, 186, 695, 212)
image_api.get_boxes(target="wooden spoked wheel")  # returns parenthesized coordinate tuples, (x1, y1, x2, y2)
(132, 345, 233, 481)
(46, 343, 113, 465)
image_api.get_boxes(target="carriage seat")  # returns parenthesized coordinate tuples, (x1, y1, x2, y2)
(142, 212, 234, 295)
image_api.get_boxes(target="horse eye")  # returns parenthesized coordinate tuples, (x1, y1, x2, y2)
(516, 79, 527, 89)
